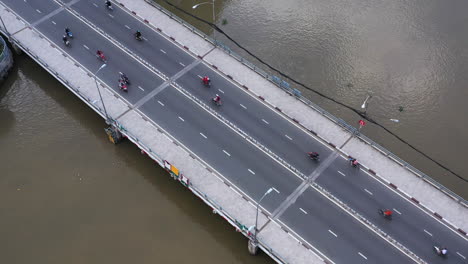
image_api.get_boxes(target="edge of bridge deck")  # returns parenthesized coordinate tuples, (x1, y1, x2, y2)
(119, 0, 468, 234)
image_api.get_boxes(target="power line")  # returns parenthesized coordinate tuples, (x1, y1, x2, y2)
(160, 0, 467, 183)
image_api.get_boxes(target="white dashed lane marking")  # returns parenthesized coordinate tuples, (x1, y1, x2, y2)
(240, 104, 247, 109)
(51, 21, 56, 25)
(272, 188, 280, 194)
(338, 171, 346, 177)
(108, 14, 114, 18)
(223, 150, 231, 157)
(285, 135, 293, 140)
(93, 3, 98, 7)
(199, 132, 207, 139)
(83, 45, 89, 50)
(456, 252, 466, 259)
(364, 189, 373, 195)
(393, 208, 402, 215)
(160, 49, 166, 54)
(328, 230, 338, 237)
(262, 119, 269, 125)
(358, 252, 367, 260)
(178, 116, 185, 122)
(179, 62, 185, 67)
(423, 229, 433, 237)
(124, 25, 131, 29)
(248, 169, 255, 175)
(299, 208, 307, 214)
(138, 86, 144, 91)
(36, 9, 41, 13)
(157, 100, 164, 106)
(218, 89, 224, 94)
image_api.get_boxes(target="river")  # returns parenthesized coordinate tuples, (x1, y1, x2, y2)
(0, 0, 467, 263)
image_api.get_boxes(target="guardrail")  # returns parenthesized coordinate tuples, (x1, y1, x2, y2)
(143, 0, 467, 207)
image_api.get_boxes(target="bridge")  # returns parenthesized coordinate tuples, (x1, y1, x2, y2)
(1, 0, 467, 263)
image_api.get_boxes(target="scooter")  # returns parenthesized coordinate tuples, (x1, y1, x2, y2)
(119, 73, 130, 85)
(96, 52, 107, 63)
(307, 152, 320, 161)
(64, 39, 70, 46)
(211, 96, 222, 106)
(135, 33, 143, 41)
(201, 77, 211, 87)
(433, 246, 448, 258)
(378, 209, 393, 220)
(119, 80, 128, 92)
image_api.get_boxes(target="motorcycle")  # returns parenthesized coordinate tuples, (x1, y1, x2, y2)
(119, 80, 128, 92)
(201, 77, 211, 87)
(135, 33, 143, 41)
(433, 246, 448, 258)
(378, 209, 392, 220)
(211, 96, 222, 106)
(119, 73, 130, 85)
(307, 152, 320, 161)
(64, 39, 70, 46)
(96, 51, 107, 63)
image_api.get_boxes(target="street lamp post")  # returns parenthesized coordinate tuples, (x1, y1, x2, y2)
(93, 63, 110, 124)
(253, 188, 273, 243)
(192, 0, 216, 40)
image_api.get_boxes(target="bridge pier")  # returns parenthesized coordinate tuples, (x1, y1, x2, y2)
(247, 239, 259, 255)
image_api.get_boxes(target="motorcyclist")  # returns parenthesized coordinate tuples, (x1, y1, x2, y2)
(120, 73, 129, 84)
(97, 50, 104, 57)
(309, 152, 319, 159)
(350, 158, 359, 167)
(383, 209, 393, 217)
(105, 0, 112, 7)
(65, 27, 71, 36)
(202, 76, 210, 85)
(135, 30, 142, 40)
(213, 95, 221, 102)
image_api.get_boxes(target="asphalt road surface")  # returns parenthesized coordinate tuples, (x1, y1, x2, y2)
(3, 0, 467, 263)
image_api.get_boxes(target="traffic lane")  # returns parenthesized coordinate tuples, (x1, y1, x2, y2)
(69, 0, 195, 76)
(1, 0, 59, 22)
(177, 64, 331, 174)
(140, 87, 302, 210)
(316, 158, 468, 263)
(280, 188, 415, 264)
(35, 10, 164, 104)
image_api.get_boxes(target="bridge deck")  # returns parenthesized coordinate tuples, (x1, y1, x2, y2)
(1, 0, 466, 263)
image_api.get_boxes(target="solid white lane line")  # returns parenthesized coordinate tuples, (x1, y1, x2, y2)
(199, 132, 207, 139)
(456, 252, 466, 259)
(218, 89, 225, 94)
(285, 135, 293, 140)
(423, 229, 433, 237)
(124, 25, 131, 29)
(83, 45, 89, 50)
(223, 150, 231, 157)
(248, 169, 255, 175)
(338, 171, 346, 177)
(240, 104, 247, 109)
(328, 230, 338, 237)
(178, 116, 185, 122)
(36, 9, 41, 13)
(179, 62, 185, 67)
(272, 187, 280, 194)
(51, 21, 56, 25)
(364, 189, 373, 195)
(160, 49, 166, 54)
(262, 119, 269, 125)
(358, 252, 367, 260)
(299, 208, 307, 214)
(393, 208, 402, 215)
(157, 100, 164, 106)
(93, 3, 98, 7)
(138, 86, 144, 91)
(108, 14, 114, 18)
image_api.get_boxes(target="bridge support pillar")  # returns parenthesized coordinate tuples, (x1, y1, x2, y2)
(105, 126, 123, 144)
(247, 239, 259, 255)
